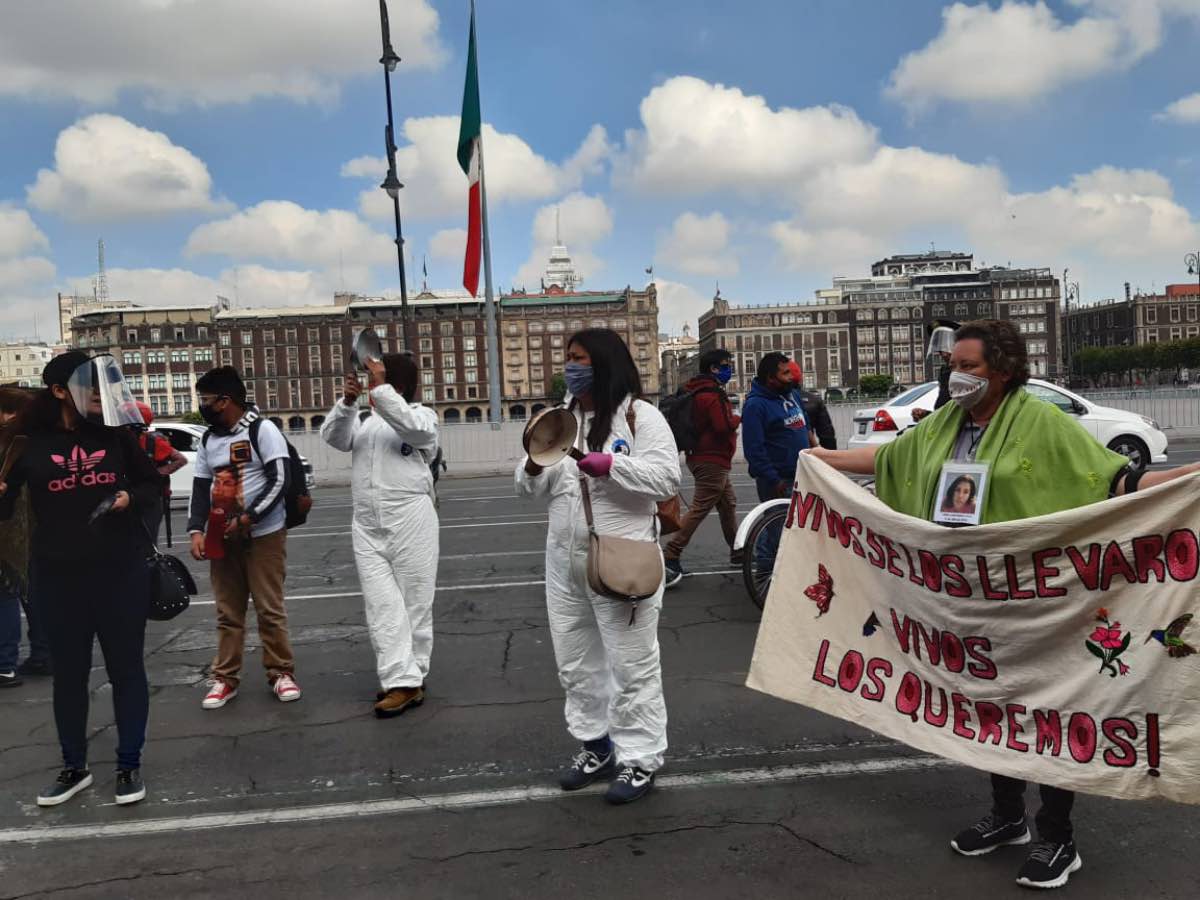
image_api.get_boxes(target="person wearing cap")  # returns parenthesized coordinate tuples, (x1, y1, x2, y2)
(125, 400, 186, 545)
(0, 352, 161, 808)
(186, 366, 300, 709)
(321, 354, 439, 718)
(787, 360, 837, 451)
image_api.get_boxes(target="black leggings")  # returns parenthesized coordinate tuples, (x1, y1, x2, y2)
(992, 773, 1074, 843)
(35, 556, 150, 771)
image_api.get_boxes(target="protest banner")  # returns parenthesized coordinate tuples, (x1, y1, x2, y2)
(747, 456, 1200, 803)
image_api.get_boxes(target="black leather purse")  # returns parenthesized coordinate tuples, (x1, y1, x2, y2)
(139, 519, 196, 621)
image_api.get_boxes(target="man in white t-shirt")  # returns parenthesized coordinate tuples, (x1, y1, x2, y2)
(186, 366, 300, 709)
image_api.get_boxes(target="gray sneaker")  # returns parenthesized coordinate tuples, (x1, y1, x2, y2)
(664, 559, 684, 588)
(37, 769, 93, 807)
(115, 769, 147, 806)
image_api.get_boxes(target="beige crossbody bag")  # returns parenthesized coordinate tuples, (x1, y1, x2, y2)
(577, 407, 664, 605)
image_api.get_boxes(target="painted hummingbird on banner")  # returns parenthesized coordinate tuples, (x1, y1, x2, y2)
(1145, 614, 1196, 658)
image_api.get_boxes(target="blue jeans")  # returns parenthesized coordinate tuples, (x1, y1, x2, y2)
(0, 584, 20, 672)
(753, 476, 791, 573)
(36, 555, 151, 770)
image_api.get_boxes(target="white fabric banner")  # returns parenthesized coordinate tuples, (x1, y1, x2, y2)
(747, 456, 1200, 804)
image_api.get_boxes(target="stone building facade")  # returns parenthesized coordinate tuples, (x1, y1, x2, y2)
(0, 341, 57, 387)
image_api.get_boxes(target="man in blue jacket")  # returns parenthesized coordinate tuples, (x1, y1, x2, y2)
(742, 352, 815, 504)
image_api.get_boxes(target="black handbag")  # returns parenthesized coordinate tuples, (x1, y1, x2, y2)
(139, 518, 196, 621)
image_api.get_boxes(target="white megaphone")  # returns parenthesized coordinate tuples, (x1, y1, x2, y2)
(522, 407, 584, 467)
(349, 328, 384, 370)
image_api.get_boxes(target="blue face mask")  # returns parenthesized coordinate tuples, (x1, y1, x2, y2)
(564, 362, 594, 397)
(714, 364, 733, 384)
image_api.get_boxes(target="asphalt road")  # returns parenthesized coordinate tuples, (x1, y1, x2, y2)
(2, 458, 1198, 899)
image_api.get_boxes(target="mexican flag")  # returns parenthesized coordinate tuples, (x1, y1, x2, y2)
(457, 5, 482, 297)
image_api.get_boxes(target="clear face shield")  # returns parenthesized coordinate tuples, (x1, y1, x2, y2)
(926, 327, 955, 361)
(66, 355, 145, 427)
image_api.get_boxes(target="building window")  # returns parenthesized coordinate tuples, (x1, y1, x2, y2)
(309, 345, 321, 368)
(547, 321, 564, 333)
(611, 318, 627, 330)
(220, 350, 232, 366)
(422, 388, 435, 402)
(531, 366, 544, 380)
(551, 350, 563, 363)
(123, 351, 142, 366)
(419, 338, 433, 352)
(174, 328, 186, 342)
(422, 371, 434, 385)
(464, 336, 476, 350)
(440, 337, 455, 351)
(148, 374, 167, 390)
(954, 303, 968, 317)
(126, 329, 138, 342)
(440, 321, 455, 335)
(529, 336, 543, 349)
(263, 329, 275, 344)
(286, 346, 300, 375)
(418, 323, 432, 335)
(127, 375, 143, 391)
(172, 373, 190, 390)
(285, 328, 297, 342)
(329, 326, 342, 342)
(170, 349, 189, 364)
(443, 353, 457, 368)
(197, 326, 209, 341)
(240, 330, 253, 345)
(590, 319, 606, 328)
(463, 321, 476, 335)
(147, 350, 166, 364)
(307, 328, 320, 342)
(445, 386, 457, 400)
(442, 369, 455, 384)
(464, 352, 477, 367)
(331, 355, 342, 374)
(506, 324, 520, 336)
(219, 331, 231, 347)
(465, 369, 478, 383)
(421, 355, 433, 368)
(1146, 308, 1157, 324)
(150, 328, 161, 343)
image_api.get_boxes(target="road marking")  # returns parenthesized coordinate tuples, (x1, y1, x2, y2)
(0, 755, 950, 845)
(184, 569, 742, 606)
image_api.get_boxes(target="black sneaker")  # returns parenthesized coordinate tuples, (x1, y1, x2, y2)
(664, 559, 684, 589)
(18, 657, 53, 677)
(729, 549, 745, 566)
(950, 813, 1031, 856)
(115, 769, 147, 806)
(1016, 841, 1081, 889)
(36, 769, 93, 807)
(604, 765, 655, 804)
(559, 748, 615, 791)
(0, 671, 22, 689)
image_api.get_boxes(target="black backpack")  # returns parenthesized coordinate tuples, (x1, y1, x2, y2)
(659, 384, 723, 453)
(203, 418, 312, 529)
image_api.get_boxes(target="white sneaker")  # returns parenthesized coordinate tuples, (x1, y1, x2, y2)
(273, 673, 302, 702)
(202, 679, 238, 710)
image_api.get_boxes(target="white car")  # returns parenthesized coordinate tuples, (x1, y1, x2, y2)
(152, 422, 315, 508)
(847, 379, 1168, 471)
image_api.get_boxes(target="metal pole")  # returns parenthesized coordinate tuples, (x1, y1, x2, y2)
(472, 1, 502, 424)
(379, 0, 410, 353)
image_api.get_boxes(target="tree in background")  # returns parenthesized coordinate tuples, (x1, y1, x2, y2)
(858, 374, 894, 397)
(549, 374, 567, 404)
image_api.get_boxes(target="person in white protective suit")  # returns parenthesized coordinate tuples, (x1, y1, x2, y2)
(320, 353, 439, 719)
(516, 328, 681, 805)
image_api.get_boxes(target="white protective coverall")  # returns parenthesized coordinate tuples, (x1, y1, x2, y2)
(321, 384, 439, 690)
(515, 395, 681, 771)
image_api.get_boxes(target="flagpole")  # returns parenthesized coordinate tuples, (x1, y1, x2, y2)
(473, 0, 502, 425)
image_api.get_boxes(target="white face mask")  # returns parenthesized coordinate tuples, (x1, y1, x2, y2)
(948, 371, 990, 410)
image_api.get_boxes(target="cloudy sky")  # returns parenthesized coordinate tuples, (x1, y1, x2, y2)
(1, 0, 1199, 340)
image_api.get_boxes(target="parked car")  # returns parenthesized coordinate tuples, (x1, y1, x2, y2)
(152, 422, 315, 508)
(847, 379, 1167, 471)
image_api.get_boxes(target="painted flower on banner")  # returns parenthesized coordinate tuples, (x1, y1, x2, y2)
(1085, 608, 1132, 678)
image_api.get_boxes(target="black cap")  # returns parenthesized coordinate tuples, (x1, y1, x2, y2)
(195, 366, 247, 403)
(42, 350, 91, 388)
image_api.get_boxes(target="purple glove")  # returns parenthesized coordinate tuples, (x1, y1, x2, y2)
(576, 452, 613, 478)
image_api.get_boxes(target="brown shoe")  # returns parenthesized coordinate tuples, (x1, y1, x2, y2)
(374, 686, 424, 719)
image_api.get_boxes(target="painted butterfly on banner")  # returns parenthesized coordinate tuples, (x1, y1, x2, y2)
(804, 564, 834, 618)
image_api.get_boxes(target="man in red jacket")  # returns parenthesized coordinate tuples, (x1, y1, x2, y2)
(664, 350, 741, 588)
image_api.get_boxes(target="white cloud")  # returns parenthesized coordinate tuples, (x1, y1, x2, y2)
(618, 76, 876, 196)
(100, 264, 349, 310)
(768, 223, 889, 278)
(428, 228, 467, 262)
(347, 120, 611, 221)
(0, 0, 444, 107)
(1156, 91, 1200, 124)
(0, 205, 50, 256)
(653, 278, 713, 336)
(0, 257, 56, 293)
(886, 1, 1200, 111)
(27, 114, 229, 221)
(185, 201, 394, 268)
(656, 212, 739, 277)
(514, 193, 613, 289)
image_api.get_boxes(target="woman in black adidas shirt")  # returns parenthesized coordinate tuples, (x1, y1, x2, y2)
(0, 351, 161, 809)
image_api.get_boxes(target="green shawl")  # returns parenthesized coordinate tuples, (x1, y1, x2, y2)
(875, 387, 1129, 524)
(0, 490, 31, 602)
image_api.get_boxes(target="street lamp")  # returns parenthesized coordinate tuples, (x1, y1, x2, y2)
(378, 0, 410, 353)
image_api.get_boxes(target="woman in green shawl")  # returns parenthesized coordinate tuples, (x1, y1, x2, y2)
(810, 320, 1200, 890)
(1, 386, 34, 688)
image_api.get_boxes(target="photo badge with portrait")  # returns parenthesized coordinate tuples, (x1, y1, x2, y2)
(933, 461, 988, 527)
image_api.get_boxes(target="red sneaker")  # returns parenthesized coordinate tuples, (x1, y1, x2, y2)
(273, 673, 302, 703)
(202, 679, 238, 710)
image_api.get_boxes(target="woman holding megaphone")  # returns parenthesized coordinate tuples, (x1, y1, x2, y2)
(516, 328, 680, 805)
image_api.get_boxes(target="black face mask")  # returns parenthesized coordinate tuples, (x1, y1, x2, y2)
(198, 403, 224, 427)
